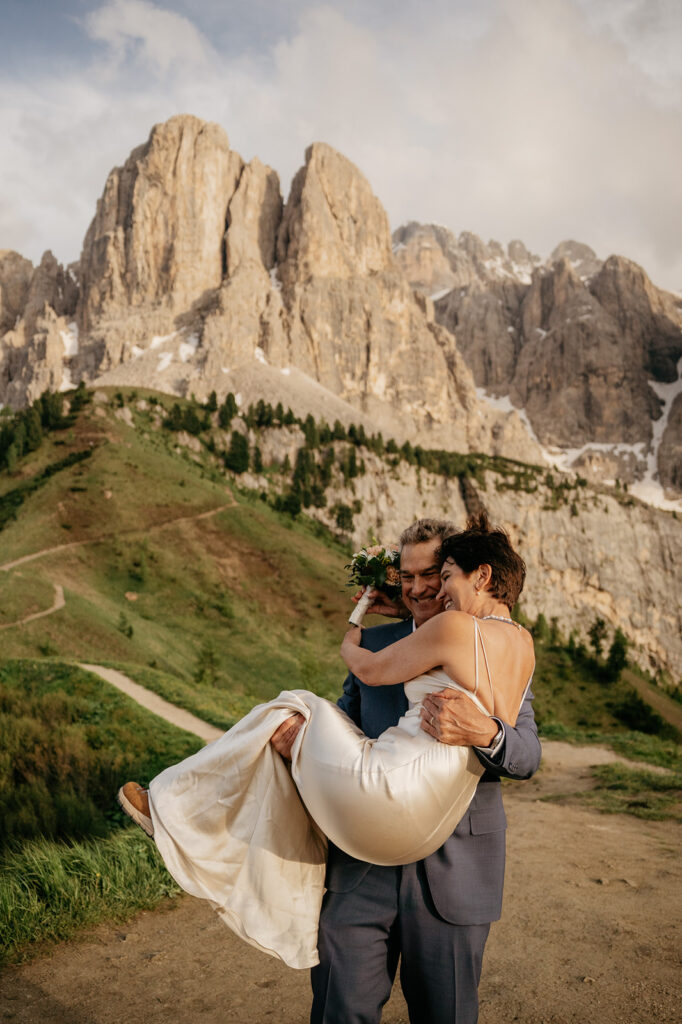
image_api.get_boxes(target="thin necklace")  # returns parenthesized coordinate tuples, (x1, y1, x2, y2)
(480, 614, 522, 629)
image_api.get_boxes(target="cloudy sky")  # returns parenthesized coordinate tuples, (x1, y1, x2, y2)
(2, 0, 681, 290)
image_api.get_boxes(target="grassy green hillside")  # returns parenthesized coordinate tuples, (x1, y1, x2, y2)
(0, 661, 200, 965)
(0, 388, 352, 711)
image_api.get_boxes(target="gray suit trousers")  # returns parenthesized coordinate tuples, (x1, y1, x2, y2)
(310, 859, 489, 1024)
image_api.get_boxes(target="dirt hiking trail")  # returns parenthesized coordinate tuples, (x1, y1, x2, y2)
(80, 664, 223, 743)
(1, 677, 679, 1023)
(0, 500, 236, 573)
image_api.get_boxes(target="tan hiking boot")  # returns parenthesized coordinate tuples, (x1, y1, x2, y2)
(117, 782, 154, 837)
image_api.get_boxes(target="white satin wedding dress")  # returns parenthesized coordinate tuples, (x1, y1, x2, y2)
(148, 618, 526, 968)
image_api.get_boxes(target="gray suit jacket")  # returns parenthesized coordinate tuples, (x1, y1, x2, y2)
(325, 618, 542, 924)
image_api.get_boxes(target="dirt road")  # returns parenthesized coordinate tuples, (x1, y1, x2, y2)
(1, 740, 679, 1024)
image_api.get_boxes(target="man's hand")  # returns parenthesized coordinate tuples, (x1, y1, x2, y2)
(352, 588, 409, 619)
(420, 690, 498, 747)
(270, 713, 305, 760)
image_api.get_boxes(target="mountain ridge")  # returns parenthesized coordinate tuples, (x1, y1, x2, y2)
(392, 222, 682, 507)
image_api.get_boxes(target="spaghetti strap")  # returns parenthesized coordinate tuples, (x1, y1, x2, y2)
(473, 618, 495, 707)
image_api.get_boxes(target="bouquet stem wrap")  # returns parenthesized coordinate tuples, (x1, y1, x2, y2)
(346, 544, 400, 625)
(348, 586, 373, 626)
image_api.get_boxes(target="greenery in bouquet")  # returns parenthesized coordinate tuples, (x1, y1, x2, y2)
(346, 544, 401, 598)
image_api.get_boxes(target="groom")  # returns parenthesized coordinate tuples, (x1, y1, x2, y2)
(271, 517, 541, 1024)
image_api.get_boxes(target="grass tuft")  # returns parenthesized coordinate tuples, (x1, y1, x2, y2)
(0, 829, 180, 966)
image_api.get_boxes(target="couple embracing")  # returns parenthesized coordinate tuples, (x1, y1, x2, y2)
(120, 513, 541, 1024)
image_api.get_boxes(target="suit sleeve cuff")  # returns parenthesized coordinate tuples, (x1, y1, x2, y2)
(474, 719, 505, 760)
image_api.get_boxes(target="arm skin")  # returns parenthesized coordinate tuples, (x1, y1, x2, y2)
(341, 613, 469, 688)
(342, 615, 534, 727)
(339, 638, 541, 779)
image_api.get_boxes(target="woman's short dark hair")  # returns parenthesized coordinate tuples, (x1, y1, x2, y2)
(439, 511, 526, 611)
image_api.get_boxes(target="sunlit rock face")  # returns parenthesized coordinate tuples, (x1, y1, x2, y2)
(305, 447, 682, 680)
(29, 121, 534, 462)
(394, 223, 682, 502)
(76, 114, 244, 371)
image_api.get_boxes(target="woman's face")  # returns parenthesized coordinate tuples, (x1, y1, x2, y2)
(437, 557, 478, 613)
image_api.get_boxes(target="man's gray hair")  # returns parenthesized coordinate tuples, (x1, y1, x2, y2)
(398, 517, 456, 551)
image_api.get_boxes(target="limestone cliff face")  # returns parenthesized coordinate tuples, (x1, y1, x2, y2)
(286, 447, 681, 678)
(395, 224, 682, 500)
(200, 156, 287, 376)
(261, 145, 534, 456)
(0, 251, 34, 336)
(0, 251, 78, 407)
(77, 115, 243, 362)
(84, 128, 538, 461)
(275, 145, 477, 448)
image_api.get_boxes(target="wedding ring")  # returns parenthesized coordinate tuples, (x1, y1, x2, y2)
(430, 714, 435, 726)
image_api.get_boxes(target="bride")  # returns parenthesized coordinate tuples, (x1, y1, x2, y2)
(118, 512, 535, 968)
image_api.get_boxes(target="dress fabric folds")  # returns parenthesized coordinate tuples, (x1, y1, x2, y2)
(148, 672, 485, 969)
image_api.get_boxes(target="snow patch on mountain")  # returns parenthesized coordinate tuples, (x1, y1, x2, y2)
(60, 322, 79, 357)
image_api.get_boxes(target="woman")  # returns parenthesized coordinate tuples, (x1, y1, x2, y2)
(119, 513, 534, 968)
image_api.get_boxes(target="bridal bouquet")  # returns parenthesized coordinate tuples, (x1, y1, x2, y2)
(346, 544, 401, 626)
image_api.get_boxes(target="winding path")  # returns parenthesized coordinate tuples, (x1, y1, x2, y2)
(80, 664, 222, 743)
(0, 584, 65, 632)
(0, 500, 235, 573)
(623, 667, 682, 733)
(0, 499, 237, 634)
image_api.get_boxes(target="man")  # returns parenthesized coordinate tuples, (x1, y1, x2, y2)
(272, 518, 541, 1024)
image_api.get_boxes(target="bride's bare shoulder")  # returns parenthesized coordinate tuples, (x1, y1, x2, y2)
(424, 610, 474, 638)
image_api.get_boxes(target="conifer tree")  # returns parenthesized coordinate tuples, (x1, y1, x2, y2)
(224, 432, 250, 474)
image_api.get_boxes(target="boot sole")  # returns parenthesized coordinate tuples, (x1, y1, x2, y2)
(117, 786, 154, 838)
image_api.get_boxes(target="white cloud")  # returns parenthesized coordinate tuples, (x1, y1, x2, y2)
(0, 0, 680, 292)
(574, 0, 682, 105)
(84, 0, 212, 74)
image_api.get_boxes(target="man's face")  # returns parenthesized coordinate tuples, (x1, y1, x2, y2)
(399, 539, 444, 627)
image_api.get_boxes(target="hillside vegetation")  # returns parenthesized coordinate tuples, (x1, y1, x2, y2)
(0, 386, 679, 966)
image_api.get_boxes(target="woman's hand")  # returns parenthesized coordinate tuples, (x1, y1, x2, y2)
(343, 626, 362, 647)
(341, 626, 363, 670)
(420, 690, 499, 746)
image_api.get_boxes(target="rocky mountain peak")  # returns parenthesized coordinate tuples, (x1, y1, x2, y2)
(77, 114, 243, 344)
(0, 250, 34, 337)
(394, 223, 682, 502)
(393, 223, 541, 296)
(277, 142, 392, 285)
(549, 240, 602, 280)
(225, 156, 282, 275)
